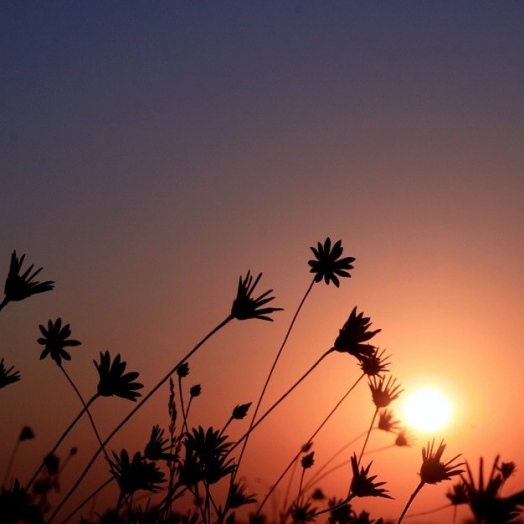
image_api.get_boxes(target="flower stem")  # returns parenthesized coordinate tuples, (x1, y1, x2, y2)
(48, 315, 233, 523)
(233, 279, 315, 480)
(255, 373, 365, 517)
(397, 481, 425, 524)
(357, 407, 378, 466)
(230, 348, 335, 453)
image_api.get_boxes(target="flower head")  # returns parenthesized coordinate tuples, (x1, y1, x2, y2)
(395, 429, 414, 448)
(144, 425, 177, 462)
(419, 439, 463, 485)
(94, 351, 144, 402)
(37, 318, 81, 366)
(333, 307, 380, 361)
(446, 481, 468, 506)
(190, 384, 202, 397)
(0, 479, 43, 524)
(289, 500, 318, 524)
(227, 481, 257, 508)
(232, 402, 252, 420)
(0, 359, 21, 389)
(349, 453, 392, 499)
(301, 451, 315, 469)
(19, 426, 35, 442)
(359, 348, 391, 377)
(369, 375, 403, 409)
(2, 251, 54, 307)
(107, 449, 165, 495)
(308, 238, 355, 287)
(377, 409, 401, 433)
(231, 271, 283, 321)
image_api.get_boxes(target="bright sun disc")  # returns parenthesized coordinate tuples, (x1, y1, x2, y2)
(401, 387, 452, 433)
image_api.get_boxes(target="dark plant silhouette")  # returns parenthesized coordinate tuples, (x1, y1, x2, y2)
(397, 439, 464, 523)
(37, 318, 82, 366)
(0, 358, 21, 389)
(231, 271, 283, 321)
(0, 250, 54, 312)
(95, 351, 144, 401)
(308, 238, 355, 287)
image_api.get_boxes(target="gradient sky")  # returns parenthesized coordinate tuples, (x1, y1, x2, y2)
(1, 2, 524, 523)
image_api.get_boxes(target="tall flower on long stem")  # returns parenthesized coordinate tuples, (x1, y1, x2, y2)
(0, 251, 54, 312)
(49, 271, 281, 523)
(397, 440, 463, 524)
(232, 238, 355, 493)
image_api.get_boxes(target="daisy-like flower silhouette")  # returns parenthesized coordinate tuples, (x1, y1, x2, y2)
(1, 251, 54, 311)
(37, 318, 81, 366)
(144, 425, 176, 462)
(397, 440, 463, 523)
(420, 439, 464, 485)
(377, 409, 401, 433)
(333, 307, 381, 361)
(461, 455, 524, 523)
(369, 375, 403, 409)
(107, 449, 165, 496)
(359, 348, 391, 377)
(349, 453, 392, 499)
(227, 481, 257, 508)
(0, 358, 21, 389)
(231, 271, 283, 321)
(94, 351, 144, 402)
(289, 500, 318, 524)
(308, 238, 355, 287)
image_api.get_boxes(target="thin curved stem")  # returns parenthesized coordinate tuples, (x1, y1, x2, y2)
(234, 279, 315, 480)
(26, 393, 98, 490)
(230, 348, 335, 454)
(255, 373, 365, 517)
(397, 481, 425, 524)
(48, 315, 233, 523)
(357, 407, 378, 465)
(59, 365, 109, 463)
(58, 476, 114, 524)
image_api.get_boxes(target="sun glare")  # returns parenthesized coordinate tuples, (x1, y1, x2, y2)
(401, 386, 452, 433)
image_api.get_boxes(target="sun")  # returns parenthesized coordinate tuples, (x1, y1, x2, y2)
(401, 386, 453, 433)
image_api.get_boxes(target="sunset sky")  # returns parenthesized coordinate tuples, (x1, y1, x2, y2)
(1, 2, 524, 523)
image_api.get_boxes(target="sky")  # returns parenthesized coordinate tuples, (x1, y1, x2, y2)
(1, 1, 524, 523)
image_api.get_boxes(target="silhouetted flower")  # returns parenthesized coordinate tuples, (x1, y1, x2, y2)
(232, 402, 252, 420)
(144, 425, 177, 462)
(359, 349, 391, 377)
(2, 251, 54, 308)
(19, 426, 35, 442)
(419, 439, 463, 485)
(301, 451, 315, 469)
(94, 351, 143, 402)
(181, 426, 235, 485)
(333, 307, 380, 361)
(394, 429, 414, 448)
(227, 481, 257, 508)
(369, 375, 403, 408)
(308, 238, 355, 287)
(498, 461, 517, 480)
(190, 384, 202, 397)
(462, 456, 524, 523)
(446, 482, 468, 505)
(231, 271, 283, 321)
(177, 362, 190, 377)
(328, 497, 353, 524)
(37, 318, 81, 366)
(377, 409, 400, 433)
(0, 359, 20, 389)
(289, 500, 318, 523)
(311, 488, 325, 500)
(349, 453, 392, 499)
(0, 479, 44, 524)
(107, 449, 165, 495)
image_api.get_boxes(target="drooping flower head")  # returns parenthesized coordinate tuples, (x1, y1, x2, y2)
(419, 439, 463, 485)
(333, 307, 380, 361)
(0, 358, 21, 389)
(37, 318, 81, 366)
(94, 351, 144, 402)
(308, 238, 355, 287)
(349, 453, 393, 499)
(2, 251, 54, 308)
(231, 271, 283, 321)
